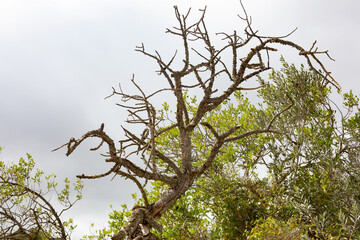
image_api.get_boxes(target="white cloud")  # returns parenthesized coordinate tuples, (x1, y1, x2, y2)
(1, 0, 359, 238)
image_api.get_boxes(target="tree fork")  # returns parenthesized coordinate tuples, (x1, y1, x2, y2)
(56, 2, 336, 239)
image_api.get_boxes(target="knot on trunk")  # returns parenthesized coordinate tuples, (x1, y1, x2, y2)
(112, 207, 162, 240)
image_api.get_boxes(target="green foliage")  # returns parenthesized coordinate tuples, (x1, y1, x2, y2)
(254, 60, 360, 239)
(82, 204, 131, 240)
(86, 61, 360, 239)
(152, 181, 211, 239)
(248, 217, 308, 240)
(0, 151, 83, 239)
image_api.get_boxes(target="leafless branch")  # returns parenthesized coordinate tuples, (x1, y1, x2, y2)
(55, 2, 337, 239)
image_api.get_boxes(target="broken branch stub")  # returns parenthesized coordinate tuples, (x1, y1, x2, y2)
(55, 2, 337, 239)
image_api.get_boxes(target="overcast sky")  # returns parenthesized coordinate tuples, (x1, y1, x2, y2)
(1, 0, 359, 238)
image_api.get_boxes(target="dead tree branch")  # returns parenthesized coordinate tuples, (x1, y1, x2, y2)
(55, 2, 337, 239)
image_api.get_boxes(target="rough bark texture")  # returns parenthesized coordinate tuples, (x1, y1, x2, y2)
(56, 2, 337, 239)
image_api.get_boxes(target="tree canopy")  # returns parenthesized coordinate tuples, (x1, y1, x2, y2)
(0, 152, 83, 239)
(84, 61, 360, 239)
(1, 2, 359, 239)
(52, 2, 355, 239)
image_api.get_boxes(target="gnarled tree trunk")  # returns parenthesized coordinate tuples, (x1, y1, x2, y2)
(55, 2, 338, 239)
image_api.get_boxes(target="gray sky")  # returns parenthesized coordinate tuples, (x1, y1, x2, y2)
(1, 0, 359, 238)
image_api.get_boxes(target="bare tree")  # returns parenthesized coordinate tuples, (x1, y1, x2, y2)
(55, 3, 338, 239)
